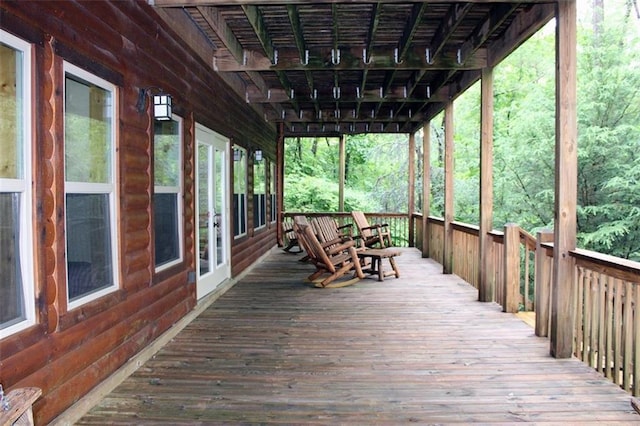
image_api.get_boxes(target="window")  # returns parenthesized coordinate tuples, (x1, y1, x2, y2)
(269, 161, 277, 223)
(0, 31, 34, 339)
(233, 146, 247, 237)
(64, 62, 118, 309)
(253, 157, 266, 229)
(154, 117, 183, 271)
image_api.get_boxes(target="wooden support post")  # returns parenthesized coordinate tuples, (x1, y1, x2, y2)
(479, 66, 494, 302)
(503, 223, 520, 313)
(422, 122, 431, 258)
(408, 132, 416, 247)
(551, 0, 577, 359)
(276, 123, 285, 246)
(535, 230, 554, 337)
(338, 134, 346, 213)
(443, 102, 454, 274)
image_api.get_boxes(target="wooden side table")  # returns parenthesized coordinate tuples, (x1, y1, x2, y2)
(357, 248, 401, 281)
(0, 387, 42, 426)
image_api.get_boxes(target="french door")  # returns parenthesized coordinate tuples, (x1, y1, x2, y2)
(195, 124, 230, 299)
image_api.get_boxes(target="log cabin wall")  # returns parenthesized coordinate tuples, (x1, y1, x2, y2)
(0, 1, 277, 424)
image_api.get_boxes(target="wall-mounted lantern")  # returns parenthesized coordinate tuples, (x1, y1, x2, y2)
(137, 87, 172, 121)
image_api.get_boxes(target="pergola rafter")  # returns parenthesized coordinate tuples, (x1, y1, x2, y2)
(155, 0, 555, 136)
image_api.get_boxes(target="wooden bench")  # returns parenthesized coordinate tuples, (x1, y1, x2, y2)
(357, 248, 401, 281)
(0, 387, 42, 426)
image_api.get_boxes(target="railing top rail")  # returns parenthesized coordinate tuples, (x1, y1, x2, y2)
(283, 212, 409, 218)
(571, 248, 640, 283)
(519, 228, 537, 251)
(452, 221, 480, 236)
(427, 216, 445, 225)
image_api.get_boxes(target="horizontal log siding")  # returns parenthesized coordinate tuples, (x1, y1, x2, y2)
(0, 1, 276, 424)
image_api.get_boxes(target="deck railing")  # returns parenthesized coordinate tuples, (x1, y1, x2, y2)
(420, 216, 536, 313)
(282, 212, 412, 247)
(282, 211, 640, 396)
(570, 249, 640, 395)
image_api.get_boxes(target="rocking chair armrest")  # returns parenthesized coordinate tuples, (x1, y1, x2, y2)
(320, 237, 348, 249)
(336, 223, 353, 231)
(326, 239, 356, 255)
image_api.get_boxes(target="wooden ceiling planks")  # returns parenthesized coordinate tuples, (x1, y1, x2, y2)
(152, 0, 555, 136)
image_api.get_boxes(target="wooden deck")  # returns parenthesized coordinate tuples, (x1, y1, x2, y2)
(76, 248, 639, 424)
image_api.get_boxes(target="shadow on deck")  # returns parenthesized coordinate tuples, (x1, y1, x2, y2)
(77, 248, 639, 424)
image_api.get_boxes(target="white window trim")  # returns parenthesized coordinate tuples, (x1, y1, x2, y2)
(253, 160, 267, 230)
(269, 161, 277, 224)
(63, 61, 119, 311)
(154, 115, 184, 272)
(0, 30, 35, 340)
(233, 146, 248, 239)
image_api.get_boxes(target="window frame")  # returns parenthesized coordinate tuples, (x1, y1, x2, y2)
(0, 30, 35, 339)
(233, 146, 247, 239)
(153, 115, 184, 272)
(253, 158, 267, 230)
(269, 160, 277, 224)
(63, 61, 119, 311)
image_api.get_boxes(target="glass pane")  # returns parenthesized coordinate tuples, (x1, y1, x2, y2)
(233, 147, 247, 236)
(154, 120, 180, 187)
(198, 144, 210, 276)
(66, 194, 113, 300)
(253, 160, 266, 229)
(0, 193, 25, 328)
(154, 193, 179, 267)
(65, 75, 112, 183)
(215, 148, 224, 267)
(0, 43, 23, 179)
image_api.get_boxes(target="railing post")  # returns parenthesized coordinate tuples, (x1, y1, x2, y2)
(535, 230, 554, 337)
(503, 223, 520, 313)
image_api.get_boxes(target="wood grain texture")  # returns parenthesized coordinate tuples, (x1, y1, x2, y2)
(77, 249, 639, 424)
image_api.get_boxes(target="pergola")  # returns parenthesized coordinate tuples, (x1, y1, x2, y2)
(151, 0, 577, 359)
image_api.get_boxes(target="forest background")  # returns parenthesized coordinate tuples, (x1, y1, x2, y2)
(283, 0, 640, 261)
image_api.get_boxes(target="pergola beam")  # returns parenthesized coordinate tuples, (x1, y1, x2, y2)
(242, 4, 300, 114)
(388, 2, 472, 131)
(212, 47, 487, 72)
(154, 0, 553, 6)
(286, 5, 319, 116)
(356, 2, 381, 118)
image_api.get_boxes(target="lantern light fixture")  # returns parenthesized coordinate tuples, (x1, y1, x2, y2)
(233, 148, 244, 162)
(254, 149, 263, 162)
(137, 87, 172, 121)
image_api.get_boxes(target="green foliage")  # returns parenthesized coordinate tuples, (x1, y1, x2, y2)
(284, 134, 408, 213)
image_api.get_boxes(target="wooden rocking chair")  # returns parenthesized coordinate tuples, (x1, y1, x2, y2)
(282, 217, 302, 253)
(295, 222, 365, 288)
(351, 211, 393, 249)
(311, 216, 353, 245)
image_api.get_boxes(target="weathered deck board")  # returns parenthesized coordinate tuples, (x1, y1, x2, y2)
(77, 249, 639, 424)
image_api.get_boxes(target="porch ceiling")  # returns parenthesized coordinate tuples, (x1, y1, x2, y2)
(151, 0, 555, 137)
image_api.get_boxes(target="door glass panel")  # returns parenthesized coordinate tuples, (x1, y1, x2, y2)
(198, 143, 210, 276)
(215, 147, 225, 267)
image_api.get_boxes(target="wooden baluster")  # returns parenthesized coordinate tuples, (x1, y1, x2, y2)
(503, 224, 520, 313)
